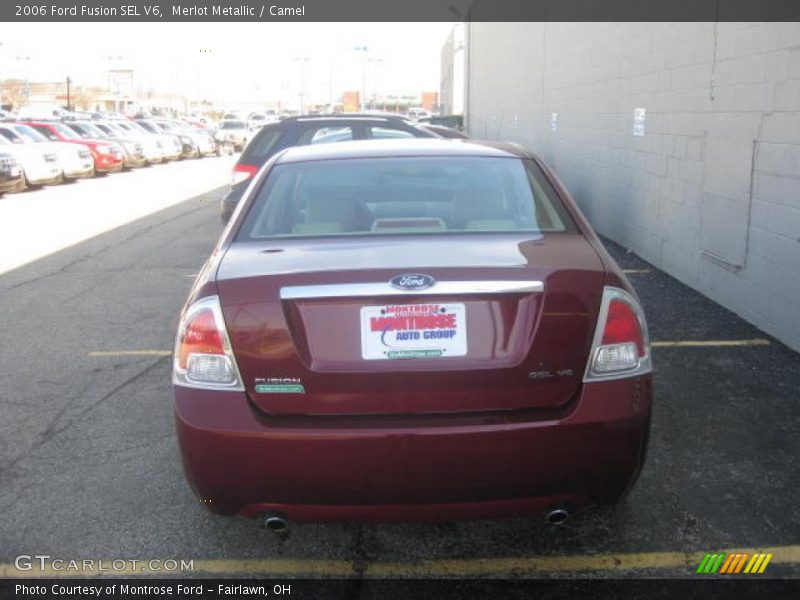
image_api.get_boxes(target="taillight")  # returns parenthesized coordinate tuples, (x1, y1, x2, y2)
(173, 296, 243, 390)
(231, 163, 258, 185)
(584, 287, 651, 381)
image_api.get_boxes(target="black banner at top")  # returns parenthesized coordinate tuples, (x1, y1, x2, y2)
(3, 0, 800, 22)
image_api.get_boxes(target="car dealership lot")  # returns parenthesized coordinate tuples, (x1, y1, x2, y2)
(0, 180, 798, 579)
(0, 155, 236, 275)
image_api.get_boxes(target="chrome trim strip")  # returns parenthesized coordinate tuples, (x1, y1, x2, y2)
(280, 280, 544, 300)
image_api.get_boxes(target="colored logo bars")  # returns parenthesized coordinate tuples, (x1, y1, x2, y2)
(696, 552, 773, 574)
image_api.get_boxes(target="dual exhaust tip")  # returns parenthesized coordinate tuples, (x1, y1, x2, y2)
(263, 512, 289, 533)
(262, 503, 573, 532)
(544, 502, 573, 525)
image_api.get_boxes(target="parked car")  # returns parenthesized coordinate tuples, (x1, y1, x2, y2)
(62, 120, 149, 166)
(138, 119, 199, 158)
(0, 152, 24, 194)
(247, 114, 268, 131)
(103, 120, 168, 165)
(27, 120, 124, 174)
(418, 114, 464, 131)
(160, 119, 217, 157)
(219, 115, 436, 222)
(0, 134, 62, 188)
(150, 119, 215, 158)
(215, 120, 249, 152)
(419, 124, 469, 139)
(173, 139, 653, 527)
(0, 123, 94, 180)
(89, 121, 147, 169)
(133, 119, 184, 160)
(406, 107, 432, 121)
(17, 105, 72, 121)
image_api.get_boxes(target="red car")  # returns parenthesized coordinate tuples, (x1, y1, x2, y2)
(26, 121, 125, 173)
(173, 139, 652, 530)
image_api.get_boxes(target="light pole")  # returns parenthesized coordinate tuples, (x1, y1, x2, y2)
(367, 57, 384, 110)
(353, 45, 368, 112)
(293, 57, 309, 115)
(66, 76, 71, 112)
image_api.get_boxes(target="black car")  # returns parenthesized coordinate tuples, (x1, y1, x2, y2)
(220, 115, 437, 223)
(418, 114, 464, 131)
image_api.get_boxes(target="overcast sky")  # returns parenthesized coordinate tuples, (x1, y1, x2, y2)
(1, 23, 454, 106)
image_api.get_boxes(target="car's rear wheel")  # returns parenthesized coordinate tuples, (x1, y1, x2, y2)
(15, 171, 29, 192)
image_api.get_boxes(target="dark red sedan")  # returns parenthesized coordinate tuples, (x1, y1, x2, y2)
(173, 139, 652, 529)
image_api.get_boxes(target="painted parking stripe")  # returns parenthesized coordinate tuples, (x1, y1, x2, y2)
(651, 339, 771, 348)
(1, 545, 797, 578)
(623, 269, 652, 274)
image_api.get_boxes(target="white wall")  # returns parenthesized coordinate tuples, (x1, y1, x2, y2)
(466, 22, 800, 351)
(441, 23, 466, 114)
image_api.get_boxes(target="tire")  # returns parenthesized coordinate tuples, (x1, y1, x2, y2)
(15, 171, 29, 192)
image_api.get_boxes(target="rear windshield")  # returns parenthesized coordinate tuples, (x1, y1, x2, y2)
(221, 121, 245, 129)
(236, 156, 577, 240)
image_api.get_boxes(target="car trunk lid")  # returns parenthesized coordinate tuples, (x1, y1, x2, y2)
(216, 234, 605, 416)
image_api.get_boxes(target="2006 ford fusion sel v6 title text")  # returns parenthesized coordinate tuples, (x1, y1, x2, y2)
(172, 139, 653, 526)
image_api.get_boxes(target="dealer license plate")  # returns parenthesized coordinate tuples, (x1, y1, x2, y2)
(360, 303, 467, 360)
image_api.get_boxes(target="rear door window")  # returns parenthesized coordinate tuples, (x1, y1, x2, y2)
(366, 127, 416, 140)
(298, 126, 355, 145)
(238, 127, 284, 165)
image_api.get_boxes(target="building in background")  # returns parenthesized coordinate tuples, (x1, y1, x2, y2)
(440, 23, 465, 115)
(465, 22, 800, 351)
(342, 90, 361, 112)
(421, 91, 439, 112)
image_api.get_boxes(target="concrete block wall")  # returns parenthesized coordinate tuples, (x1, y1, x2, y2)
(466, 22, 800, 351)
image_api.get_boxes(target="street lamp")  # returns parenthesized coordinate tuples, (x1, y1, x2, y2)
(367, 57, 384, 110)
(293, 57, 309, 115)
(353, 45, 368, 112)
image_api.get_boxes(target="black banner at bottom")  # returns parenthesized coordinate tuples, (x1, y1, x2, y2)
(1, 578, 799, 600)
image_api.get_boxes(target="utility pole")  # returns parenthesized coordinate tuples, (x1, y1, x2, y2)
(353, 46, 368, 112)
(293, 57, 309, 115)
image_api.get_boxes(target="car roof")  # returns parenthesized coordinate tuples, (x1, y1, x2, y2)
(284, 113, 412, 123)
(275, 138, 533, 164)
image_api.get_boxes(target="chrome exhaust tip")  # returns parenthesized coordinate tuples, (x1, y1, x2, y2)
(262, 512, 289, 533)
(545, 503, 573, 525)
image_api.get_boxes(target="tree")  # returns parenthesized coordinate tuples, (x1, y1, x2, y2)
(1, 79, 29, 110)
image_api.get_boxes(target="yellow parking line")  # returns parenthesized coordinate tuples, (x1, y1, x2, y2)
(88, 350, 172, 357)
(623, 269, 652, 274)
(1, 545, 797, 578)
(652, 339, 771, 348)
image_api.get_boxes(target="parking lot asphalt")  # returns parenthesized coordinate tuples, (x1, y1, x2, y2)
(0, 184, 798, 580)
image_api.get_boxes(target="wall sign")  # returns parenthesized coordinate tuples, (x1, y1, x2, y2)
(633, 108, 646, 136)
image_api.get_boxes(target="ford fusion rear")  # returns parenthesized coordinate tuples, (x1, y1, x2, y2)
(173, 139, 652, 524)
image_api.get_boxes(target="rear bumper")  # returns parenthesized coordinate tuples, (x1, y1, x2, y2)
(174, 376, 652, 521)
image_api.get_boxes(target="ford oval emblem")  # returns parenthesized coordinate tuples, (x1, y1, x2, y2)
(389, 273, 436, 291)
